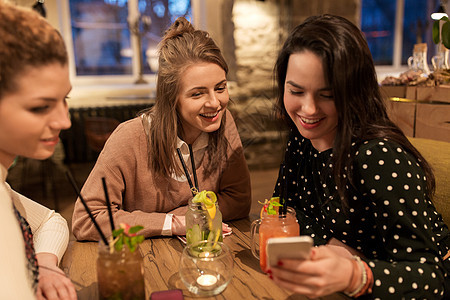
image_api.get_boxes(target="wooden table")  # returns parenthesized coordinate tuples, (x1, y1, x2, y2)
(62, 218, 348, 300)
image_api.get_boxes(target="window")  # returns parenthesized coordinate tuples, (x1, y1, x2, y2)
(66, 0, 191, 80)
(361, 0, 439, 73)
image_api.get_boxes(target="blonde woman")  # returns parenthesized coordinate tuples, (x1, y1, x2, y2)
(73, 17, 251, 240)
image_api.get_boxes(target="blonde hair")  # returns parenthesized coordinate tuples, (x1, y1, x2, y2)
(142, 17, 229, 178)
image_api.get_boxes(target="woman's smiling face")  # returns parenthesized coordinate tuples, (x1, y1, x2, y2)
(284, 51, 338, 152)
(177, 62, 229, 144)
(0, 63, 72, 167)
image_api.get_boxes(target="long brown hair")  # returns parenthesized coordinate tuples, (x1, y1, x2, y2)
(274, 14, 435, 205)
(142, 17, 229, 178)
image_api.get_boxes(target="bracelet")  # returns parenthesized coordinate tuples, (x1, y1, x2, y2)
(344, 256, 367, 297)
(444, 250, 450, 261)
(354, 261, 374, 297)
(344, 258, 358, 295)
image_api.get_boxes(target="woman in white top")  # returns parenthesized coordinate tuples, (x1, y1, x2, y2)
(0, 2, 76, 299)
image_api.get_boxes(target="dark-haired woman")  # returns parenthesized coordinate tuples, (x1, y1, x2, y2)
(72, 17, 251, 240)
(270, 14, 449, 299)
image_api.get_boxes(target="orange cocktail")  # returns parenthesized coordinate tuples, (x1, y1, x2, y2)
(251, 206, 299, 272)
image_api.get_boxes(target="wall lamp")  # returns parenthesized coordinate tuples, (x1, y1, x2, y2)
(431, 1, 448, 20)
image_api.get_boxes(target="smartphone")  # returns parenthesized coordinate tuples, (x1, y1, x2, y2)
(266, 236, 313, 267)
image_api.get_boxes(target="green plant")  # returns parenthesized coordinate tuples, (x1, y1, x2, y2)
(433, 16, 450, 49)
(259, 197, 283, 216)
(111, 223, 144, 253)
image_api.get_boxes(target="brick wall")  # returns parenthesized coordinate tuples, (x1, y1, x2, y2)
(228, 0, 359, 168)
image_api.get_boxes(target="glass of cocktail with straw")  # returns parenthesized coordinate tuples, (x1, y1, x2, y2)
(250, 197, 299, 272)
(66, 172, 146, 300)
(185, 190, 223, 246)
(176, 146, 223, 246)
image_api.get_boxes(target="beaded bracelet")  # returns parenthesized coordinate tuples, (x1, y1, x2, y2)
(354, 260, 374, 298)
(344, 256, 367, 297)
(344, 258, 358, 295)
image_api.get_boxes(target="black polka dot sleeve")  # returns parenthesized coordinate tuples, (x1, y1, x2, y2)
(273, 130, 330, 245)
(353, 139, 449, 299)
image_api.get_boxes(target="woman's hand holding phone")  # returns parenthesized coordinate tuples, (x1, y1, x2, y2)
(269, 244, 355, 298)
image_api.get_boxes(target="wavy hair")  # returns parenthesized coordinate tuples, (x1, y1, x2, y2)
(0, 1, 67, 98)
(142, 17, 229, 178)
(274, 14, 435, 205)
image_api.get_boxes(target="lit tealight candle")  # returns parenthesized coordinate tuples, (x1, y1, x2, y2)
(196, 274, 217, 288)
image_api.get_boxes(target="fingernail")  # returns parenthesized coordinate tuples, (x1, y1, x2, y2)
(269, 274, 273, 280)
(277, 260, 283, 266)
(266, 269, 272, 274)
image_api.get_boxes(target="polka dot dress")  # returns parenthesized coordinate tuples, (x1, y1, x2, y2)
(274, 130, 450, 299)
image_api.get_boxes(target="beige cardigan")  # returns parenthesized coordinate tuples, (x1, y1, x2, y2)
(72, 110, 251, 240)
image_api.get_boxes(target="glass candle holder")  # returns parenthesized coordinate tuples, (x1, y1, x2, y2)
(97, 242, 145, 300)
(179, 241, 233, 296)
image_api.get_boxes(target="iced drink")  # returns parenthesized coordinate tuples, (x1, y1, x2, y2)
(97, 243, 145, 300)
(251, 207, 299, 272)
(185, 191, 223, 246)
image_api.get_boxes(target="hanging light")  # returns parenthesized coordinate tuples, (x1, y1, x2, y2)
(431, 2, 448, 20)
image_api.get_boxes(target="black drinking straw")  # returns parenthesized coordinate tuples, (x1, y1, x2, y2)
(176, 148, 196, 196)
(102, 177, 115, 233)
(65, 171, 109, 246)
(188, 144, 199, 191)
(279, 162, 288, 217)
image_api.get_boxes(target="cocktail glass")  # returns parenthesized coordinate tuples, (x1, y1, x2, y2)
(97, 242, 145, 300)
(250, 206, 299, 272)
(185, 199, 222, 246)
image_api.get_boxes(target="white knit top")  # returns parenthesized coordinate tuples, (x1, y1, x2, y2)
(0, 163, 69, 298)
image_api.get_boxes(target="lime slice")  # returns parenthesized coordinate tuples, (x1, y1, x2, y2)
(186, 224, 202, 245)
(193, 190, 217, 220)
(207, 230, 215, 242)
